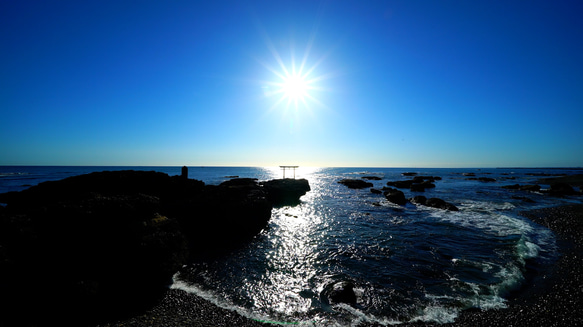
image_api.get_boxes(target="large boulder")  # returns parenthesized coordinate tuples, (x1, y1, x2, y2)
(383, 188, 407, 205)
(338, 179, 373, 189)
(260, 178, 311, 206)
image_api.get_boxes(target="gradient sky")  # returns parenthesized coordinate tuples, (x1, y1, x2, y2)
(1, 1, 582, 167)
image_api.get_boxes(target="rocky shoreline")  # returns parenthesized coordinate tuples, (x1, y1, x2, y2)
(1, 171, 582, 326)
(94, 204, 583, 327)
(0, 170, 309, 327)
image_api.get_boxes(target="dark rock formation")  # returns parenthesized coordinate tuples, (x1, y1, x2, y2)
(322, 281, 357, 305)
(548, 182, 577, 196)
(362, 176, 382, 180)
(402, 172, 417, 176)
(426, 198, 459, 211)
(181, 166, 188, 179)
(370, 188, 382, 194)
(383, 188, 407, 205)
(410, 183, 426, 192)
(0, 172, 194, 326)
(386, 180, 414, 189)
(260, 178, 311, 206)
(0, 170, 310, 326)
(338, 179, 373, 189)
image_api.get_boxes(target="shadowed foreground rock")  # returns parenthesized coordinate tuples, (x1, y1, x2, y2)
(0, 170, 309, 327)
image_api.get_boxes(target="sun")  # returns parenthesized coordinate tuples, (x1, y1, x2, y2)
(257, 35, 330, 113)
(280, 72, 310, 101)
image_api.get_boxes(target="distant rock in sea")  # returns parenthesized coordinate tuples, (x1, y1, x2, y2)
(338, 179, 373, 189)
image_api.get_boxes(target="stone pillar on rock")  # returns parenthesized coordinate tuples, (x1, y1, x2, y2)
(181, 166, 188, 179)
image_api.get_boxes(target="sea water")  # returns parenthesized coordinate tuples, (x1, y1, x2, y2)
(1, 166, 581, 325)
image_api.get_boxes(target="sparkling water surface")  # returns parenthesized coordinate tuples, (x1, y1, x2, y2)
(1, 166, 580, 325)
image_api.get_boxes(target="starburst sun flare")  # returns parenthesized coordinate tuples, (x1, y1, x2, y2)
(258, 36, 330, 113)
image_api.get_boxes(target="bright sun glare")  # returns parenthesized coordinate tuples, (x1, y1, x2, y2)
(258, 34, 330, 113)
(281, 73, 309, 101)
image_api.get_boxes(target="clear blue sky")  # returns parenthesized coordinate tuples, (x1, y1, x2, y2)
(1, 0, 582, 167)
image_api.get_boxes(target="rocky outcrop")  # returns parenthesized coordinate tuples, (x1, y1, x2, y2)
(338, 179, 373, 189)
(0, 170, 310, 326)
(386, 176, 438, 192)
(0, 173, 193, 326)
(426, 198, 459, 211)
(260, 178, 311, 206)
(383, 187, 407, 205)
(548, 182, 577, 196)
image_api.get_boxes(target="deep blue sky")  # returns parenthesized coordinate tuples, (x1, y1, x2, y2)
(1, 1, 582, 167)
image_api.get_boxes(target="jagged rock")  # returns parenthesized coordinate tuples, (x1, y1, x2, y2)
(322, 281, 357, 305)
(384, 188, 407, 205)
(338, 179, 373, 189)
(426, 198, 459, 211)
(260, 178, 311, 206)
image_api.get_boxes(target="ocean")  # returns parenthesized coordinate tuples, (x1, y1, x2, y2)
(1, 166, 582, 326)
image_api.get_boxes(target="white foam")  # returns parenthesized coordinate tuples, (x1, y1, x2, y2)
(171, 274, 279, 325)
(334, 303, 402, 326)
(410, 305, 459, 324)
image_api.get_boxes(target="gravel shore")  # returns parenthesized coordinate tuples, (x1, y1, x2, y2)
(99, 204, 583, 327)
